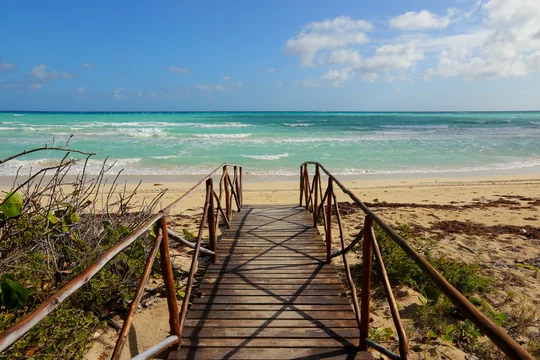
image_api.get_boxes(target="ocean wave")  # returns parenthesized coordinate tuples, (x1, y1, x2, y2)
(150, 155, 182, 159)
(0, 127, 15, 131)
(283, 123, 314, 127)
(242, 153, 289, 160)
(13, 114, 22, 117)
(193, 133, 251, 138)
(529, 121, 540, 126)
(116, 128, 167, 138)
(72, 121, 252, 128)
(380, 124, 449, 129)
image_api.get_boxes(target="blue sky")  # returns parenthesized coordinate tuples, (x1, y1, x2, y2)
(1, 0, 540, 111)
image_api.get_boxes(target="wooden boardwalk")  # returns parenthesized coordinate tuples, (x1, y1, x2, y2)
(169, 205, 372, 359)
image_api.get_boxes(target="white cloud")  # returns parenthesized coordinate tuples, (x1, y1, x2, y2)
(166, 66, 190, 74)
(148, 91, 158, 98)
(196, 82, 243, 92)
(276, 82, 283, 87)
(384, 74, 395, 83)
(361, 73, 378, 83)
(29, 64, 77, 81)
(422, 0, 540, 80)
(113, 87, 126, 101)
(266, 68, 276, 73)
(320, 67, 355, 87)
(29, 84, 43, 90)
(222, 76, 231, 81)
(329, 49, 363, 67)
(363, 42, 424, 72)
(303, 16, 372, 32)
(82, 62, 95, 70)
(0, 63, 15, 72)
(285, 16, 372, 67)
(389, 10, 455, 31)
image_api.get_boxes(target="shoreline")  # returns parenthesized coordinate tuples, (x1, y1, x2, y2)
(1, 170, 539, 188)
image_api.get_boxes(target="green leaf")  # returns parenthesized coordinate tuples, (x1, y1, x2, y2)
(0, 192, 23, 218)
(47, 212, 58, 224)
(422, 285, 441, 304)
(70, 212, 80, 223)
(176, 290, 185, 298)
(1, 278, 29, 309)
(427, 330, 437, 339)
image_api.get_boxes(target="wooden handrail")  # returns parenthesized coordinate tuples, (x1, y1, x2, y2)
(0, 163, 244, 357)
(300, 161, 534, 360)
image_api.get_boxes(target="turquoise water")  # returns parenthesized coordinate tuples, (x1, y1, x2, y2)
(1, 111, 540, 177)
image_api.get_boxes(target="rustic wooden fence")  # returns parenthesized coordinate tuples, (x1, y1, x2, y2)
(0, 164, 243, 360)
(299, 161, 533, 360)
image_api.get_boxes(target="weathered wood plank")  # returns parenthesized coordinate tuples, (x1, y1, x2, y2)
(169, 347, 372, 359)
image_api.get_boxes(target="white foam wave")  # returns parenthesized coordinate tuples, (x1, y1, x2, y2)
(529, 121, 540, 126)
(193, 133, 251, 139)
(242, 153, 289, 160)
(150, 155, 182, 159)
(13, 114, 22, 117)
(116, 128, 167, 138)
(74, 121, 251, 129)
(380, 124, 449, 129)
(0, 127, 15, 131)
(284, 123, 314, 127)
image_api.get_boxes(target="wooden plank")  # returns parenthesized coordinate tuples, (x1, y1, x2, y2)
(203, 277, 342, 283)
(183, 319, 359, 328)
(192, 296, 351, 305)
(189, 304, 355, 311)
(186, 310, 356, 320)
(169, 348, 373, 359)
(198, 284, 343, 290)
(197, 289, 346, 296)
(179, 338, 359, 348)
(182, 327, 359, 338)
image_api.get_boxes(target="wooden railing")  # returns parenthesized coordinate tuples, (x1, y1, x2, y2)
(0, 164, 244, 359)
(300, 162, 534, 360)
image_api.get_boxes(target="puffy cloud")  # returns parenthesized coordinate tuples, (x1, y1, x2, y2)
(362, 42, 424, 72)
(29, 64, 77, 81)
(0, 63, 15, 73)
(329, 49, 363, 67)
(166, 66, 190, 74)
(424, 0, 540, 80)
(113, 87, 126, 101)
(320, 67, 355, 87)
(266, 68, 276, 73)
(389, 10, 455, 31)
(222, 76, 231, 81)
(361, 73, 378, 83)
(82, 62, 95, 70)
(285, 16, 371, 67)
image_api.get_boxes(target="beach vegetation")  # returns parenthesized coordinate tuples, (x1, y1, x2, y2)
(0, 140, 166, 358)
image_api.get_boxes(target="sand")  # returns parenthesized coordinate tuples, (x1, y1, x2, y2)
(2, 173, 539, 359)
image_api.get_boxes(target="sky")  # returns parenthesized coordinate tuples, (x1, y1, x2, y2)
(1, 0, 540, 111)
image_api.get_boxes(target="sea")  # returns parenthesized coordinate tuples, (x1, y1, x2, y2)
(1, 111, 540, 179)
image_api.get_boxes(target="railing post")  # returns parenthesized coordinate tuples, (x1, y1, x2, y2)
(360, 215, 373, 350)
(158, 215, 181, 347)
(207, 179, 217, 263)
(313, 164, 320, 227)
(326, 177, 333, 264)
(239, 166, 243, 208)
(304, 165, 310, 211)
(234, 165, 241, 211)
(223, 165, 231, 221)
(299, 165, 304, 207)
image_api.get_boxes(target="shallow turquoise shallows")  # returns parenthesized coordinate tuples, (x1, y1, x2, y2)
(1, 111, 539, 177)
